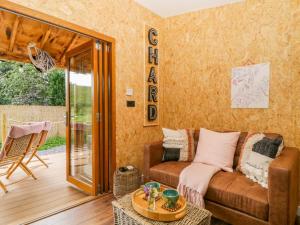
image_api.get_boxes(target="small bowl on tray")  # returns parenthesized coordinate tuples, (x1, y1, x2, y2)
(144, 182, 160, 190)
(162, 189, 179, 209)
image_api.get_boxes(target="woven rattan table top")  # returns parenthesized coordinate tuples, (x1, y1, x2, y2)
(112, 193, 212, 225)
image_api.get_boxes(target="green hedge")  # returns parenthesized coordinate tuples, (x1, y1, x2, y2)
(0, 61, 65, 106)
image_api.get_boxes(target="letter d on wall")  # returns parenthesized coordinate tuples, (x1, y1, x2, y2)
(148, 105, 157, 121)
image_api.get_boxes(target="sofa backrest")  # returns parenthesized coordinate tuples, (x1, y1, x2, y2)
(193, 130, 282, 168)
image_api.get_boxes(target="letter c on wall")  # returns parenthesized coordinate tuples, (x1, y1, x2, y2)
(148, 28, 158, 46)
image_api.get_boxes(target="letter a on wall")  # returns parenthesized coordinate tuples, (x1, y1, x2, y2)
(144, 24, 159, 126)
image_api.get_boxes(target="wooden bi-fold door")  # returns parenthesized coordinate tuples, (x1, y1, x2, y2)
(65, 40, 112, 195)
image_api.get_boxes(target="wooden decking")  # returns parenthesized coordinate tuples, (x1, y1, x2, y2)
(0, 151, 91, 225)
(32, 194, 114, 225)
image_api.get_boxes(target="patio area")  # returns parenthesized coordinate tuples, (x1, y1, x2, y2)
(0, 147, 92, 225)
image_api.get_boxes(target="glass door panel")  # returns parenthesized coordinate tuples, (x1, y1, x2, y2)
(66, 41, 99, 195)
(69, 50, 93, 184)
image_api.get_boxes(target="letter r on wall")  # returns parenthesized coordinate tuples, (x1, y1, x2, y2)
(148, 85, 158, 102)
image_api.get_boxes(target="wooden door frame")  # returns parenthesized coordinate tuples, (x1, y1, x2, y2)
(0, 0, 116, 194)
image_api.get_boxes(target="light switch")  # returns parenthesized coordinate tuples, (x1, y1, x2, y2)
(127, 101, 135, 107)
(126, 88, 133, 96)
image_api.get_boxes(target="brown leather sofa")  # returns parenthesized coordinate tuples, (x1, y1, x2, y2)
(144, 131, 299, 225)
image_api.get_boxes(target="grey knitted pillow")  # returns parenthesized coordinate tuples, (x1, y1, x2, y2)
(252, 137, 283, 159)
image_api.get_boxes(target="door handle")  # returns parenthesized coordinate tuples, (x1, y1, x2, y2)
(65, 114, 75, 118)
(96, 112, 101, 122)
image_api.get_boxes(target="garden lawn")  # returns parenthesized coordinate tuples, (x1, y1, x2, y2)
(38, 136, 66, 151)
(0, 136, 65, 151)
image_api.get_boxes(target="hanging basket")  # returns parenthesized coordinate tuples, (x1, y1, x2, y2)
(27, 42, 56, 73)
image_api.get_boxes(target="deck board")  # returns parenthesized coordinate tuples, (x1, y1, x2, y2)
(31, 194, 114, 225)
(0, 152, 89, 225)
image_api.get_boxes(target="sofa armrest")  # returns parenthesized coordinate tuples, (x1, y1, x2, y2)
(144, 141, 163, 182)
(268, 147, 299, 225)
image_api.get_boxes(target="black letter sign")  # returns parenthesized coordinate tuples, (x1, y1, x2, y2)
(148, 85, 158, 102)
(148, 105, 157, 121)
(146, 27, 159, 124)
(148, 28, 158, 46)
(148, 47, 159, 65)
(148, 67, 157, 84)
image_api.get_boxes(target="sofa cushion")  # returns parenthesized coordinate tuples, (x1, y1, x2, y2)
(194, 128, 240, 172)
(149, 161, 191, 187)
(205, 171, 269, 221)
(193, 130, 248, 168)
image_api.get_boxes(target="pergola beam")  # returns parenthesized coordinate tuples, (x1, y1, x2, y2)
(59, 34, 78, 63)
(0, 50, 65, 68)
(0, 50, 30, 63)
(40, 28, 51, 49)
(8, 16, 20, 52)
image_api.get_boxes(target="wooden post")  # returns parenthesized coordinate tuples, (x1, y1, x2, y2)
(1, 113, 7, 144)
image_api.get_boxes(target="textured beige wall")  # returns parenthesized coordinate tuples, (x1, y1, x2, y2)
(161, 0, 300, 150)
(6, 0, 164, 169)
(291, 0, 300, 149)
(0, 105, 65, 137)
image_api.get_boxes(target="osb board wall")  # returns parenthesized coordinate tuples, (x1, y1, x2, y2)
(291, 0, 300, 149)
(6, 0, 163, 169)
(161, 0, 300, 150)
(291, 0, 300, 202)
(0, 105, 66, 137)
(6, 0, 300, 175)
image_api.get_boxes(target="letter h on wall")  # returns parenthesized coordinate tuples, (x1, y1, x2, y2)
(148, 47, 158, 65)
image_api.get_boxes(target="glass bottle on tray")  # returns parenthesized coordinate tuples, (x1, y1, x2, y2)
(148, 187, 158, 211)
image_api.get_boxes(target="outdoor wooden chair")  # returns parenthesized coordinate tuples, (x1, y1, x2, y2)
(0, 124, 44, 193)
(25, 121, 51, 168)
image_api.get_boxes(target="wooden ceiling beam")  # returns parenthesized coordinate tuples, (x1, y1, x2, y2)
(0, 50, 29, 63)
(8, 16, 20, 52)
(0, 50, 65, 68)
(0, 10, 3, 21)
(40, 28, 52, 49)
(59, 34, 78, 63)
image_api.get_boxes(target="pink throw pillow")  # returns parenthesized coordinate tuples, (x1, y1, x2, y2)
(193, 128, 240, 172)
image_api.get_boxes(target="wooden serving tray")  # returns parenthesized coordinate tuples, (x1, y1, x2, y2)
(131, 188, 187, 222)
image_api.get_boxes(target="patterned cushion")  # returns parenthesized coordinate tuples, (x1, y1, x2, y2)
(162, 128, 195, 162)
(238, 133, 284, 188)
